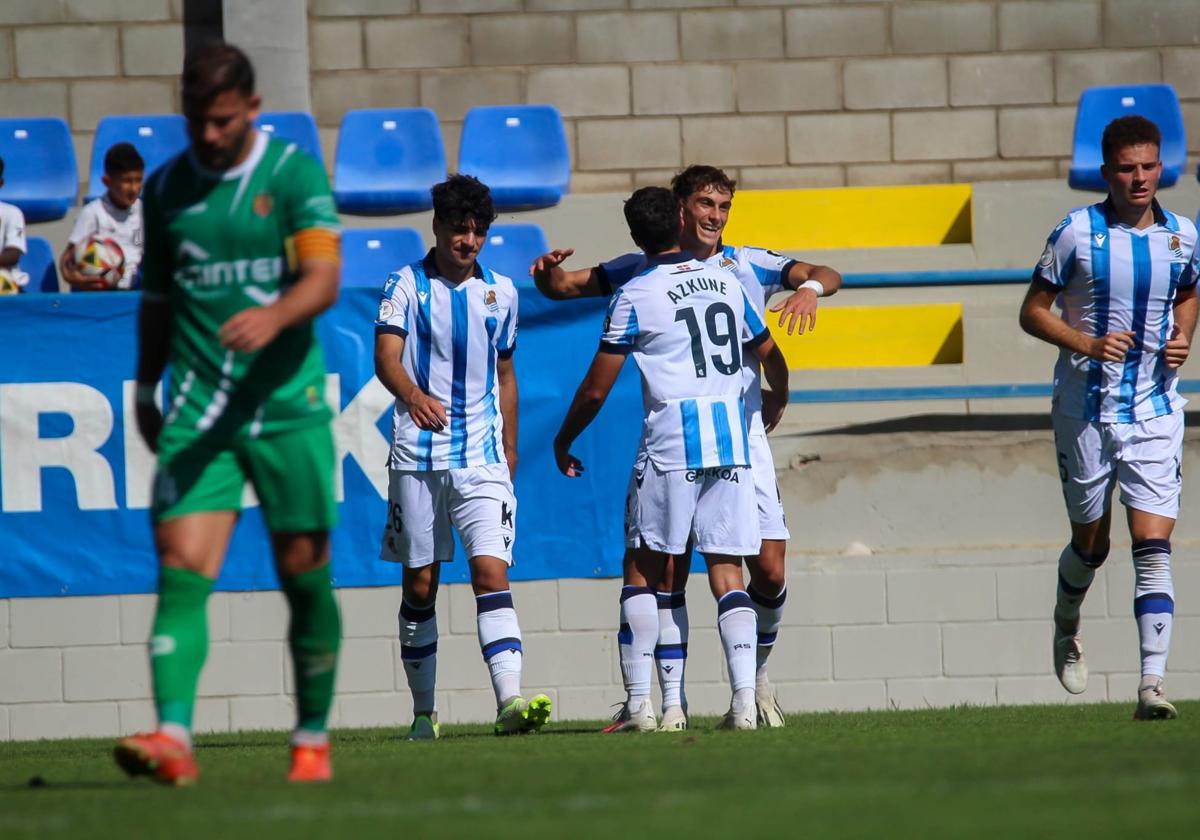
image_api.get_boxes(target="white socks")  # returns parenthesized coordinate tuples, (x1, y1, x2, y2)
(1133, 540, 1175, 680)
(655, 590, 688, 709)
(717, 590, 758, 694)
(618, 586, 658, 704)
(477, 591, 523, 706)
(399, 598, 438, 715)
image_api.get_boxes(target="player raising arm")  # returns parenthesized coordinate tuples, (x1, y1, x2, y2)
(1019, 115, 1198, 720)
(536, 167, 829, 729)
(555, 186, 790, 731)
(115, 44, 342, 786)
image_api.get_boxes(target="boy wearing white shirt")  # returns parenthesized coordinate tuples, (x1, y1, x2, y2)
(60, 142, 145, 291)
(0, 157, 29, 295)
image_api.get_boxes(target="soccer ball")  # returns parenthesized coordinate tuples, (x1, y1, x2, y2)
(77, 236, 125, 288)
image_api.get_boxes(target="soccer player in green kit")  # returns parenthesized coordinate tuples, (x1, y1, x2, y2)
(113, 43, 342, 786)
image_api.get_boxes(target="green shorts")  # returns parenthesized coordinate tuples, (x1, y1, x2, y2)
(152, 422, 338, 532)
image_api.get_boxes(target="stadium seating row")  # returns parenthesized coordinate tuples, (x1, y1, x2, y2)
(16, 223, 551, 295)
(0, 104, 570, 222)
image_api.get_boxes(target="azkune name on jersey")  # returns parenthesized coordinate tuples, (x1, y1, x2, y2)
(667, 275, 728, 304)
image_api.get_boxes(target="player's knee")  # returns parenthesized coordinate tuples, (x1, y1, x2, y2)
(469, 556, 510, 595)
(402, 567, 439, 605)
(1070, 541, 1110, 569)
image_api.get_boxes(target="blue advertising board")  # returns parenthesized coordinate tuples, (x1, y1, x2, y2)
(0, 287, 646, 597)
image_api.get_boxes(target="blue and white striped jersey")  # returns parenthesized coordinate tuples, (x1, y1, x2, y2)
(375, 251, 518, 471)
(599, 244, 794, 435)
(600, 252, 771, 471)
(1034, 200, 1199, 422)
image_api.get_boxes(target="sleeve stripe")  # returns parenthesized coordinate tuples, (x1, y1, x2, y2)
(599, 341, 633, 355)
(375, 324, 408, 338)
(744, 328, 771, 350)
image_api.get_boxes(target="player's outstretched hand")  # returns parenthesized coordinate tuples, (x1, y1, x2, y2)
(530, 248, 575, 277)
(553, 438, 584, 477)
(1165, 324, 1190, 368)
(219, 307, 283, 353)
(1090, 330, 1137, 362)
(761, 388, 787, 434)
(770, 288, 819, 335)
(135, 402, 164, 453)
(407, 391, 448, 432)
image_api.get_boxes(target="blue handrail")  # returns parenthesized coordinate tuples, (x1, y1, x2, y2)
(840, 268, 1031, 289)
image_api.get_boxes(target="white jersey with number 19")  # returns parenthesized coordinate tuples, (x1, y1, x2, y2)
(600, 252, 771, 472)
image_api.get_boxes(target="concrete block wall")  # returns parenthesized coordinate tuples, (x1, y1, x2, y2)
(0, 2, 184, 195)
(308, 0, 1200, 191)
(4, 549, 1197, 741)
(7, 423, 1200, 740)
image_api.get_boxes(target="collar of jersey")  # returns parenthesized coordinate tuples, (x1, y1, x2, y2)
(641, 250, 694, 267)
(1100, 196, 1168, 229)
(99, 193, 138, 219)
(422, 248, 485, 282)
(188, 129, 268, 181)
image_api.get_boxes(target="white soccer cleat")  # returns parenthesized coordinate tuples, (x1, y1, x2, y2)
(602, 698, 657, 733)
(755, 684, 786, 728)
(1133, 679, 1179, 721)
(717, 702, 757, 731)
(657, 705, 688, 732)
(1053, 625, 1088, 695)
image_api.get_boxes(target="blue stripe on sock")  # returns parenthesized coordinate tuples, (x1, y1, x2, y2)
(654, 643, 688, 660)
(401, 641, 438, 660)
(1057, 573, 1090, 598)
(620, 585, 654, 602)
(1132, 539, 1172, 557)
(757, 631, 778, 647)
(747, 584, 787, 610)
(617, 622, 633, 645)
(476, 591, 514, 613)
(655, 591, 686, 608)
(1134, 593, 1175, 616)
(481, 637, 523, 660)
(400, 600, 436, 623)
(717, 590, 753, 614)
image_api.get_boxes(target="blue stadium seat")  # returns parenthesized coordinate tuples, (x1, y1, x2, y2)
(1069, 84, 1186, 191)
(86, 114, 189, 201)
(478, 224, 549, 284)
(458, 105, 569, 210)
(334, 108, 446, 214)
(341, 227, 425, 288)
(0, 117, 77, 223)
(256, 111, 323, 166)
(18, 236, 59, 293)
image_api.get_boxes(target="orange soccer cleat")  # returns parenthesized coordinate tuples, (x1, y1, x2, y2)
(113, 731, 198, 787)
(288, 743, 332, 783)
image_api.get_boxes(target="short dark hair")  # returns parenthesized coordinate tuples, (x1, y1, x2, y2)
(181, 42, 255, 109)
(104, 142, 145, 177)
(670, 165, 737, 203)
(431, 174, 497, 231)
(1101, 115, 1161, 167)
(624, 186, 679, 255)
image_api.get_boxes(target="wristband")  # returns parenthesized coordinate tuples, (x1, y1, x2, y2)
(798, 279, 824, 296)
(135, 383, 156, 405)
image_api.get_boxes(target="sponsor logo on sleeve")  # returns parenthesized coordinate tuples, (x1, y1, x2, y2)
(378, 299, 395, 322)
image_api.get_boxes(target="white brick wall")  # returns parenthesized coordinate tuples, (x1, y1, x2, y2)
(4, 549, 1200, 740)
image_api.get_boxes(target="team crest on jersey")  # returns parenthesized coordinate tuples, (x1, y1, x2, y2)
(1038, 242, 1055, 268)
(378, 299, 395, 322)
(1169, 234, 1185, 259)
(484, 289, 499, 312)
(719, 258, 736, 269)
(252, 192, 274, 218)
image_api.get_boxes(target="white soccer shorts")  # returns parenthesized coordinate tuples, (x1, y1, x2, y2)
(1052, 410, 1183, 523)
(749, 432, 790, 541)
(624, 451, 761, 556)
(379, 463, 516, 568)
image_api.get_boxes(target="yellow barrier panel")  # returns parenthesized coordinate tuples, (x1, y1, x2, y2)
(723, 184, 973, 249)
(769, 303, 964, 368)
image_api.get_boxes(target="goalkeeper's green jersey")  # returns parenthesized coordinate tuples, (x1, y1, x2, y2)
(142, 131, 340, 437)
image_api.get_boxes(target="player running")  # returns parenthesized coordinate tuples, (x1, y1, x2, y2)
(534, 166, 841, 730)
(1019, 115, 1198, 720)
(374, 174, 551, 740)
(555, 186, 792, 731)
(114, 44, 342, 785)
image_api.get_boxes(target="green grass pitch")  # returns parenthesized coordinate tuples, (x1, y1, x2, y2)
(2, 703, 1198, 839)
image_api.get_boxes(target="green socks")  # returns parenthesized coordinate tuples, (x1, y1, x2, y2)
(151, 567, 214, 730)
(281, 563, 342, 733)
